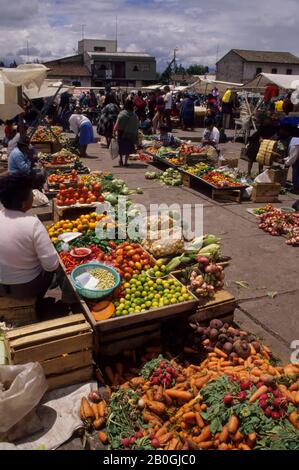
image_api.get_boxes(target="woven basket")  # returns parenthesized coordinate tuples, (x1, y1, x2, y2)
(256, 140, 279, 166)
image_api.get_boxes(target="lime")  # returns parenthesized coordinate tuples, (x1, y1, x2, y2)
(120, 298, 125, 304)
(149, 286, 155, 292)
(128, 307, 135, 313)
(116, 311, 122, 317)
(122, 309, 128, 315)
(155, 271, 162, 278)
(164, 289, 170, 295)
(125, 294, 131, 300)
(145, 301, 152, 308)
(160, 265, 167, 272)
(142, 291, 148, 297)
(163, 282, 170, 289)
(163, 299, 170, 306)
(156, 259, 164, 267)
(183, 293, 190, 300)
(178, 296, 184, 302)
(152, 302, 159, 308)
(155, 293, 161, 300)
(157, 285, 164, 292)
(156, 278, 163, 285)
(148, 293, 154, 300)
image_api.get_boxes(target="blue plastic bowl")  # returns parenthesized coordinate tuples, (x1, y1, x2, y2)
(70, 262, 120, 299)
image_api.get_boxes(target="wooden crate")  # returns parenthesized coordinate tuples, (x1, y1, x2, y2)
(0, 296, 37, 327)
(188, 290, 236, 324)
(268, 168, 288, 186)
(32, 141, 62, 154)
(4, 314, 94, 390)
(212, 188, 242, 203)
(183, 154, 207, 165)
(53, 200, 100, 222)
(251, 182, 281, 203)
(218, 157, 239, 169)
(182, 172, 192, 188)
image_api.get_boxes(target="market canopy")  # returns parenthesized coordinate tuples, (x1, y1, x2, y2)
(189, 78, 243, 96)
(241, 73, 299, 91)
(24, 79, 74, 100)
(0, 64, 48, 120)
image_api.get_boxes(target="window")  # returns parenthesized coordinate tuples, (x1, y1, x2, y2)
(94, 47, 105, 52)
(133, 65, 139, 72)
(286, 69, 292, 75)
(256, 67, 262, 75)
(271, 68, 277, 74)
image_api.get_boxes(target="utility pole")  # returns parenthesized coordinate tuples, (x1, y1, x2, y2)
(115, 16, 118, 51)
(173, 47, 178, 73)
(216, 44, 219, 68)
(26, 40, 29, 63)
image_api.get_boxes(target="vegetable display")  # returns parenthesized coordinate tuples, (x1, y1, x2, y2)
(159, 168, 182, 186)
(257, 208, 299, 245)
(48, 170, 78, 186)
(59, 245, 104, 274)
(90, 268, 116, 290)
(79, 324, 299, 451)
(39, 149, 78, 166)
(181, 162, 212, 177)
(31, 125, 63, 142)
(47, 212, 107, 242)
(202, 170, 244, 188)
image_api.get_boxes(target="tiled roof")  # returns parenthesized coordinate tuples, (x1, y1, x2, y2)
(46, 63, 91, 77)
(232, 49, 299, 64)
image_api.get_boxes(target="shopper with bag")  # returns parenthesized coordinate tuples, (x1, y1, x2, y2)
(113, 100, 139, 167)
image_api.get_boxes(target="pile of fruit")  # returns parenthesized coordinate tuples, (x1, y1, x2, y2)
(48, 170, 78, 186)
(202, 170, 243, 188)
(181, 162, 213, 177)
(47, 212, 108, 242)
(31, 126, 63, 142)
(55, 180, 104, 206)
(258, 208, 299, 245)
(165, 157, 185, 166)
(114, 267, 194, 317)
(253, 203, 275, 215)
(60, 245, 104, 274)
(179, 144, 204, 156)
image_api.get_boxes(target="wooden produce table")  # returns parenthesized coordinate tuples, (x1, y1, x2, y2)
(53, 200, 103, 222)
(4, 314, 93, 390)
(189, 290, 237, 324)
(32, 141, 62, 154)
(251, 182, 281, 203)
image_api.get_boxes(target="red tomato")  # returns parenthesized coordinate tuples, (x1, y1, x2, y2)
(124, 273, 131, 280)
(69, 199, 75, 205)
(128, 260, 135, 268)
(82, 186, 88, 194)
(90, 196, 97, 203)
(115, 249, 123, 256)
(59, 183, 66, 190)
(79, 198, 85, 204)
(74, 192, 79, 199)
(64, 198, 71, 206)
(136, 248, 144, 255)
(134, 262, 142, 270)
(124, 267, 133, 274)
(132, 254, 140, 262)
(98, 195, 104, 202)
(94, 183, 101, 191)
(86, 198, 92, 204)
(116, 256, 123, 264)
(126, 250, 135, 258)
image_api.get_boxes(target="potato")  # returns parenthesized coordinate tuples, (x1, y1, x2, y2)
(210, 319, 223, 330)
(209, 328, 219, 340)
(223, 342, 233, 354)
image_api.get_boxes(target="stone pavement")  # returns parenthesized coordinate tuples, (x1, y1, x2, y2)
(79, 139, 298, 363)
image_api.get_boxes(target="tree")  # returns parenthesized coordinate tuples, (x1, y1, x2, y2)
(186, 64, 209, 76)
(9, 60, 17, 68)
(0, 61, 4, 67)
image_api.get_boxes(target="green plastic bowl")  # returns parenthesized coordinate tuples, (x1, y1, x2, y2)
(70, 262, 120, 299)
(281, 207, 295, 213)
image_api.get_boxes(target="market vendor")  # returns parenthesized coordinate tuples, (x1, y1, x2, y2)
(202, 118, 220, 148)
(0, 174, 59, 304)
(278, 124, 299, 194)
(8, 136, 46, 190)
(154, 124, 181, 147)
(69, 111, 94, 158)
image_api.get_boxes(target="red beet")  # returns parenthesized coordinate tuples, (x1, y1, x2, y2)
(259, 400, 268, 410)
(237, 391, 247, 401)
(228, 376, 237, 383)
(224, 394, 234, 405)
(129, 436, 137, 444)
(272, 398, 282, 408)
(260, 393, 269, 401)
(135, 431, 143, 439)
(272, 389, 280, 398)
(271, 411, 280, 420)
(240, 380, 251, 390)
(151, 438, 161, 449)
(122, 437, 130, 447)
(264, 407, 272, 417)
(257, 381, 264, 388)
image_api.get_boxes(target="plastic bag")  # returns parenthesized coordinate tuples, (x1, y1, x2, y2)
(254, 169, 272, 183)
(32, 189, 49, 207)
(109, 138, 119, 160)
(143, 228, 184, 257)
(0, 362, 48, 436)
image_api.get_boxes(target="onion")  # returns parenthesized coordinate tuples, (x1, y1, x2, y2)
(138, 399, 145, 409)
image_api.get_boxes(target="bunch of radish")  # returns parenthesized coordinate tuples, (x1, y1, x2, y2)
(149, 360, 177, 387)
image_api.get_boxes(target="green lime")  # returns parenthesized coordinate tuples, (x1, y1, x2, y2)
(170, 297, 177, 304)
(178, 296, 184, 302)
(152, 302, 159, 308)
(156, 278, 163, 285)
(122, 309, 128, 315)
(156, 259, 164, 267)
(145, 301, 152, 308)
(160, 265, 167, 272)
(183, 293, 190, 300)
(155, 293, 161, 300)
(128, 307, 135, 313)
(155, 271, 162, 278)
(120, 298, 125, 304)
(164, 289, 170, 295)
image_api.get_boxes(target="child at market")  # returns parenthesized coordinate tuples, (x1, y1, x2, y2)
(154, 124, 181, 147)
(202, 118, 220, 148)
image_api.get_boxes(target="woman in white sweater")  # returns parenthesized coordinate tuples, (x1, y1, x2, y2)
(0, 174, 59, 302)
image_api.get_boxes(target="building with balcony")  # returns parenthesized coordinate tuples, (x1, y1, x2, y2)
(44, 39, 156, 87)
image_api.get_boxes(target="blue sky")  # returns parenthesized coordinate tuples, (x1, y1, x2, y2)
(1, 0, 299, 69)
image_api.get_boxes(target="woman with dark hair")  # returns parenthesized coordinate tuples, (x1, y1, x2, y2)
(97, 97, 119, 148)
(0, 174, 59, 302)
(180, 93, 195, 131)
(113, 100, 139, 167)
(69, 112, 94, 158)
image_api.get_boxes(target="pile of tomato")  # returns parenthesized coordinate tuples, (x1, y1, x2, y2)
(96, 242, 154, 281)
(48, 170, 78, 186)
(55, 181, 105, 206)
(60, 245, 104, 274)
(202, 170, 242, 188)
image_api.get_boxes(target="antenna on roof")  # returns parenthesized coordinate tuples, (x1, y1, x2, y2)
(81, 24, 86, 40)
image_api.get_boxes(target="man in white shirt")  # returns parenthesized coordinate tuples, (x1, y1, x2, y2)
(164, 85, 173, 131)
(202, 118, 220, 148)
(0, 174, 59, 301)
(283, 137, 299, 194)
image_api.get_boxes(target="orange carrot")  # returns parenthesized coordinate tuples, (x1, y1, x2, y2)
(155, 421, 170, 438)
(288, 411, 299, 430)
(143, 411, 162, 425)
(167, 438, 179, 450)
(214, 347, 228, 359)
(92, 403, 99, 421)
(155, 385, 164, 401)
(232, 430, 244, 444)
(198, 441, 214, 449)
(93, 417, 105, 430)
(195, 412, 205, 429)
(247, 432, 256, 448)
(98, 431, 108, 444)
(159, 431, 174, 445)
(195, 425, 211, 443)
(183, 412, 196, 422)
(219, 443, 229, 450)
(194, 403, 201, 412)
(249, 385, 268, 403)
(295, 391, 299, 405)
(219, 425, 229, 443)
(163, 391, 173, 406)
(81, 397, 94, 420)
(146, 400, 166, 415)
(165, 390, 193, 402)
(227, 415, 239, 434)
(201, 404, 208, 411)
(98, 401, 107, 417)
(239, 443, 251, 450)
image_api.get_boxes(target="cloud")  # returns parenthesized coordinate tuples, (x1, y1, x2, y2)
(0, 0, 298, 70)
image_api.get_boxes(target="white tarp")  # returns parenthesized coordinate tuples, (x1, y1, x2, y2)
(189, 78, 243, 96)
(242, 73, 299, 91)
(24, 80, 74, 100)
(0, 64, 48, 120)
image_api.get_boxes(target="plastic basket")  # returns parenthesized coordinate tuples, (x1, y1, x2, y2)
(70, 262, 120, 299)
